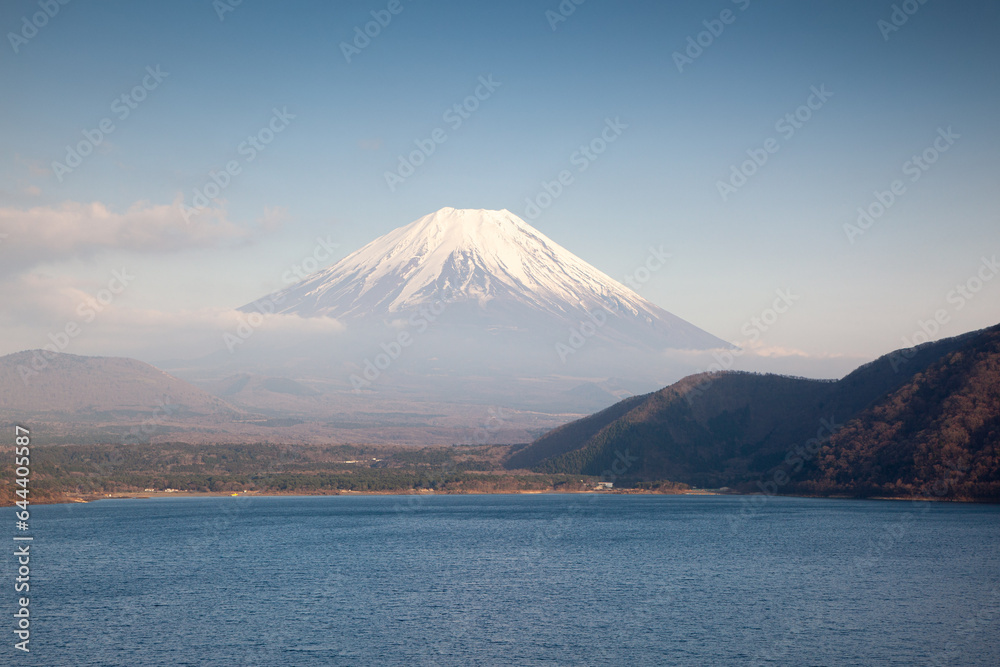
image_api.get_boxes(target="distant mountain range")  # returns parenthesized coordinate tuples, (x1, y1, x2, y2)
(0, 351, 245, 445)
(0, 350, 568, 446)
(507, 323, 1000, 501)
(0, 351, 234, 419)
(3, 324, 997, 500)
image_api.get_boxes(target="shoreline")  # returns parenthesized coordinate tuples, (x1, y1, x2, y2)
(25, 487, 703, 505)
(20, 488, 997, 507)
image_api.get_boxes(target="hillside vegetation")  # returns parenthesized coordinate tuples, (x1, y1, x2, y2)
(508, 324, 1000, 501)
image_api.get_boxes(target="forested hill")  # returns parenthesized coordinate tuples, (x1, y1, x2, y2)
(508, 324, 1000, 501)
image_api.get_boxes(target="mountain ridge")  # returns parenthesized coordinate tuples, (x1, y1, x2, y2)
(508, 323, 1000, 500)
(0, 350, 238, 418)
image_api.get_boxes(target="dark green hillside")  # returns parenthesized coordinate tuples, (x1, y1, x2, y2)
(530, 372, 833, 487)
(503, 393, 649, 470)
(509, 323, 1000, 500)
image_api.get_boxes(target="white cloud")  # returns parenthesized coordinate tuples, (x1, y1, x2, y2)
(83, 307, 346, 359)
(0, 196, 259, 276)
(741, 339, 815, 358)
(0, 281, 345, 360)
(661, 343, 863, 381)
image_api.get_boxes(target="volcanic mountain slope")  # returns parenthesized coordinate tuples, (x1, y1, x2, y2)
(241, 207, 728, 351)
(0, 350, 238, 419)
(508, 324, 1000, 500)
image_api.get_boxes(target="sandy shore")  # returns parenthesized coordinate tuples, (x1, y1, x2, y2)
(23, 487, 715, 506)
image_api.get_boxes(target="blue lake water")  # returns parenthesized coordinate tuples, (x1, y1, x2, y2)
(6, 494, 1000, 666)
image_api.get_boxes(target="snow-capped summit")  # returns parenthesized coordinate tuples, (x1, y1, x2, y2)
(242, 207, 727, 350)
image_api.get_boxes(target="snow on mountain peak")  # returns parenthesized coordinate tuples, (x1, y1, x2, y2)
(242, 207, 727, 350)
(393, 207, 532, 256)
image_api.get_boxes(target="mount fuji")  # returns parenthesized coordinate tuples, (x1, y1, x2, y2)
(242, 207, 727, 352)
(223, 207, 731, 414)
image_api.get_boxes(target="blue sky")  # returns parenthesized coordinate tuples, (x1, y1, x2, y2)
(1, 0, 998, 373)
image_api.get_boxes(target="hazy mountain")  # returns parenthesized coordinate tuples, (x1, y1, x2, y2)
(0, 350, 237, 419)
(0, 350, 572, 446)
(509, 323, 1000, 500)
(221, 207, 732, 411)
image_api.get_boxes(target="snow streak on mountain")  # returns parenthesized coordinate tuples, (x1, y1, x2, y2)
(242, 207, 728, 350)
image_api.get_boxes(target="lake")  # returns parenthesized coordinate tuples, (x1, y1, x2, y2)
(8, 494, 1000, 666)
